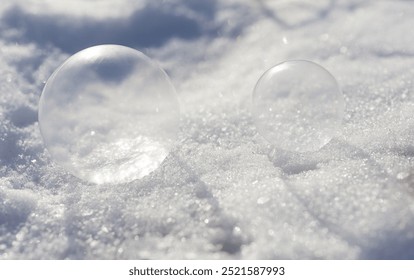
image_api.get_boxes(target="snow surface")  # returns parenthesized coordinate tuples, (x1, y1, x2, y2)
(1, 0, 414, 259)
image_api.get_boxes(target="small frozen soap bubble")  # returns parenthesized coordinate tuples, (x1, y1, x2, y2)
(39, 45, 180, 184)
(252, 60, 344, 152)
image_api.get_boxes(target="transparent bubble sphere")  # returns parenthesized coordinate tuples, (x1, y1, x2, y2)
(252, 60, 344, 152)
(39, 45, 180, 184)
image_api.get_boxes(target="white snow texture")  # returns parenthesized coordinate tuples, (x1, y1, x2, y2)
(1, 0, 414, 259)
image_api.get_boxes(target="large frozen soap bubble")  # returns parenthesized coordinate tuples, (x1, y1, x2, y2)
(39, 45, 180, 184)
(252, 60, 344, 152)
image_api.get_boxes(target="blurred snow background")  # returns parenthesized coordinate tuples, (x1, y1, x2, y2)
(1, 0, 414, 259)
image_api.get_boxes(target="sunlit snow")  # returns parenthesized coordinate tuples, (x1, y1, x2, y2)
(1, 0, 414, 259)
